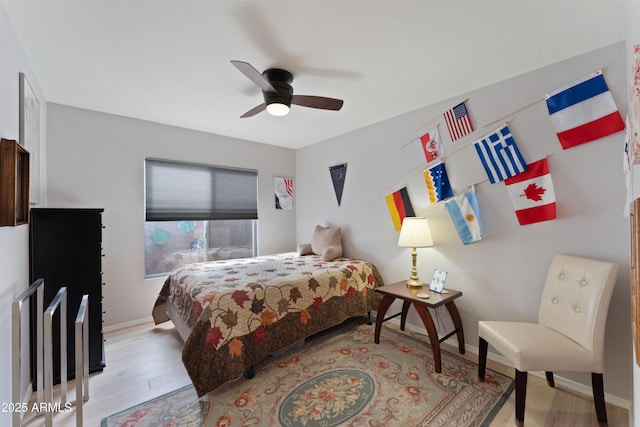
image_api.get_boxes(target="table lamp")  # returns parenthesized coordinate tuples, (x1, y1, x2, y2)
(398, 217, 433, 287)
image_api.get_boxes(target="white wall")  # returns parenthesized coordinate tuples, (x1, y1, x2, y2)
(296, 42, 632, 404)
(0, 4, 47, 425)
(46, 104, 296, 327)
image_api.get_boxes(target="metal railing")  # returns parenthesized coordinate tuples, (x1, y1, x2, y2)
(73, 294, 89, 426)
(12, 282, 90, 426)
(43, 287, 67, 427)
(11, 278, 44, 427)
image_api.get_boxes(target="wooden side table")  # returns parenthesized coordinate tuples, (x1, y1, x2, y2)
(374, 280, 465, 373)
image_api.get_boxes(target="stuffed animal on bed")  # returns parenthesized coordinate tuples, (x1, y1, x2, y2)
(297, 225, 343, 261)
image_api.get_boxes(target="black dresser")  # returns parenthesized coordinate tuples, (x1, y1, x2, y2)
(30, 208, 105, 385)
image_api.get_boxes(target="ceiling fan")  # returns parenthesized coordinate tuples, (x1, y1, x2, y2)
(231, 60, 344, 118)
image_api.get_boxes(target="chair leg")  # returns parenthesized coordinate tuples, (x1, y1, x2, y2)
(592, 373, 608, 426)
(515, 369, 527, 427)
(478, 337, 488, 381)
(545, 371, 555, 387)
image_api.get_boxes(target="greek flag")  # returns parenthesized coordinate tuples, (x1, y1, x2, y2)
(474, 124, 527, 183)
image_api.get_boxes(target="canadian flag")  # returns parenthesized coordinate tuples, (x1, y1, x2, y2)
(504, 158, 556, 226)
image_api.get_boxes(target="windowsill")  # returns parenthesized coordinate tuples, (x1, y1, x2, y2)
(145, 274, 169, 282)
(145, 272, 170, 280)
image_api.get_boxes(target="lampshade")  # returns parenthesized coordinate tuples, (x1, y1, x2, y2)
(266, 102, 290, 116)
(398, 217, 433, 288)
(398, 217, 433, 248)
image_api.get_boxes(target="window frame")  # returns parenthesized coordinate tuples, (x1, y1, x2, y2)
(145, 158, 258, 222)
(143, 158, 259, 278)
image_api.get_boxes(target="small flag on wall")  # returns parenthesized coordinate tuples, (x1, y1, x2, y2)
(274, 177, 293, 210)
(385, 187, 416, 231)
(504, 157, 556, 225)
(474, 124, 528, 183)
(420, 126, 443, 163)
(545, 71, 625, 149)
(444, 102, 474, 142)
(329, 163, 347, 206)
(424, 162, 453, 204)
(444, 186, 482, 245)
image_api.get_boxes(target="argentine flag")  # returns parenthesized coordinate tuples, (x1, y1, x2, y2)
(445, 187, 482, 245)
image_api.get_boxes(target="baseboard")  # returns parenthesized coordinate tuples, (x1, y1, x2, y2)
(103, 316, 155, 333)
(384, 317, 631, 410)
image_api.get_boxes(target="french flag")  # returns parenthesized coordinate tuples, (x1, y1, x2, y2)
(545, 71, 625, 149)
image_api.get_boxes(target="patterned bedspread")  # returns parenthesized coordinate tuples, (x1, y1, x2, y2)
(152, 252, 384, 397)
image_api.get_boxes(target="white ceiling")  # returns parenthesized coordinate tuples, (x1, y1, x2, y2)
(2, 0, 628, 149)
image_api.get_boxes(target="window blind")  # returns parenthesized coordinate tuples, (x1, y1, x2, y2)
(145, 159, 258, 221)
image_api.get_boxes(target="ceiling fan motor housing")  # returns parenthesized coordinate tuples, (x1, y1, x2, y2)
(231, 60, 343, 117)
(262, 68, 294, 107)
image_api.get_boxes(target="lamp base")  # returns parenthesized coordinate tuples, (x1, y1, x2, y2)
(406, 247, 423, 287)
(406, 277, 422, 288)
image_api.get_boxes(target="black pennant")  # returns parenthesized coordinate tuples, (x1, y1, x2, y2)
(329, 163, 347, 206)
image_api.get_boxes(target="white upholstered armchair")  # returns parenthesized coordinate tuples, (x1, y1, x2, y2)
(478, 253, 618, 426)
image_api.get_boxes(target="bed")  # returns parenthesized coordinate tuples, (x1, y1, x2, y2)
(152, 251, 384, 397)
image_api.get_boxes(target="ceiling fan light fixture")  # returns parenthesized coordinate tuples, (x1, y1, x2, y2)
(232, 61, 343, 118)
(266, 102, 290, 116)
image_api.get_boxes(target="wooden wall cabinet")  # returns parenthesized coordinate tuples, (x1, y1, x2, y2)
(0, 138, 30, 226)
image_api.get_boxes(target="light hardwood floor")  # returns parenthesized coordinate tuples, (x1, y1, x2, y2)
(451, 343, 630, 427)
(20, 320, 629, 427)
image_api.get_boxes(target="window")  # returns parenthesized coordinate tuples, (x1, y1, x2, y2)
(144, 159, 258, 278)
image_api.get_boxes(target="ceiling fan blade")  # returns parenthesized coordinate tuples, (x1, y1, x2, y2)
(231, 60, 277, 93)
(292, 95, 344, 111)
(240, 103, 267, 118)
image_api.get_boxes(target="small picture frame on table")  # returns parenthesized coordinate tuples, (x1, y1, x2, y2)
(429, 269, 448, 293)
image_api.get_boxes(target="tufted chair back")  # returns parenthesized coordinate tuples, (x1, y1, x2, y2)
(538, 253, 618, 372)
(478, 253, 618, 426)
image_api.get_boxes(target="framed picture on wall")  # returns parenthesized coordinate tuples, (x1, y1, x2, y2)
(19, 72, 39, 205)
(275, 177, 293, 210)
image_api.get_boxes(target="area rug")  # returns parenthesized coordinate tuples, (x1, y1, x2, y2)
(102, 320, 514, 426)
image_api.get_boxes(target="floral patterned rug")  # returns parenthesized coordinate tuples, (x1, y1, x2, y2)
(102, 320, 514, 427)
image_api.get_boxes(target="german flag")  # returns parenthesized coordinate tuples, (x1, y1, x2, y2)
(385, 187, 416, 231)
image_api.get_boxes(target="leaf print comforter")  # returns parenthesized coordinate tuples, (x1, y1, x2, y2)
(152, 252, 384, 397)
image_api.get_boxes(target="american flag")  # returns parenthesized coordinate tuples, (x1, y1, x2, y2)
(283, 178, 293, 196)
(444, 102, 473, 142)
